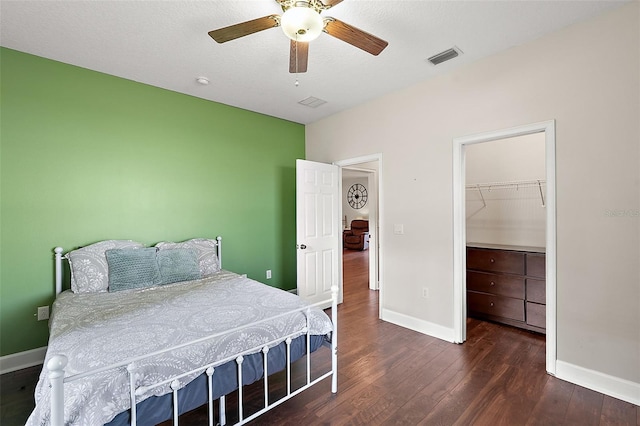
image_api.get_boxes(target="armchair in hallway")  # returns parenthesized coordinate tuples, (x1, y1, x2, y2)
(343, 220, 369, 250)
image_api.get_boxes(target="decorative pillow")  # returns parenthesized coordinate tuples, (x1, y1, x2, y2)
(156, 248, 201, 285)
(105, 248, 161, 292)
(66, 240, 144, 293)
(155, 238, 220, 277)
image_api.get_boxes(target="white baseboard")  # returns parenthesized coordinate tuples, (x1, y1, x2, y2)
(555, 360, 640, 405)
(0, 347, 46, 375)
(287, 288, 298, 295)
(381, 308, 456, 343)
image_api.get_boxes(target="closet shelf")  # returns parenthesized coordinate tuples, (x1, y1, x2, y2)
(466, 179, 546, 207)
(465, 179, 546, 190)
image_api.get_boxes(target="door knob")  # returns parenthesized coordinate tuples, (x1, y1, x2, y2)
(297, 244, 307, 250)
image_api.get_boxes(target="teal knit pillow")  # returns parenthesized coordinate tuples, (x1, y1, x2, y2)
(106, 248, 161, 292)
(157, 248, 201, 285)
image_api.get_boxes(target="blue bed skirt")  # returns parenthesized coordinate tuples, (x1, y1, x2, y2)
(108, 334, 326, 426)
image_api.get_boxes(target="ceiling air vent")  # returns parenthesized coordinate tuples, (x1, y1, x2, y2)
(426, 47, 463, 66)
(298, 96, 327, 108)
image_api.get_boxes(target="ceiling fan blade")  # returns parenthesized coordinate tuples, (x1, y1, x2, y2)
(208, 15, 279, 43)
(321, 0, 345, 8)
(324, 18, 388, 56)
(289, 40, 309, 73)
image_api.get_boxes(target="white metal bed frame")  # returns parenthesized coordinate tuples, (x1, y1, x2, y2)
(46, 237, 338, 426)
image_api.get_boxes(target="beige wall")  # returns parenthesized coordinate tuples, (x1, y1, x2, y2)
(465, 134, 545, 184)
(307, 2, 639, 384)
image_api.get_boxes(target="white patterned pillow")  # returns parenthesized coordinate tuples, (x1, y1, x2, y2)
(155, 238, 220, 277)
(66, 240, 144, 293)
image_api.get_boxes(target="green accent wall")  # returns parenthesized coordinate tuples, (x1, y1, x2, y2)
(0, 48, 305, 356)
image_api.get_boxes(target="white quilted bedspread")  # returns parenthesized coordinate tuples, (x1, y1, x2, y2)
(26, 271, 333, 426)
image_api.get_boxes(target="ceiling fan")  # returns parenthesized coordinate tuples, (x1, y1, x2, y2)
(208, 0, 388, 73)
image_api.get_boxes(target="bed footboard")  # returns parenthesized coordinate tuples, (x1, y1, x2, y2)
(47, 286, 338, 426)
(47, 355, 67, 426)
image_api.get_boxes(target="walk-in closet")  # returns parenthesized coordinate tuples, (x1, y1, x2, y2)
(465, 133, 547, 333)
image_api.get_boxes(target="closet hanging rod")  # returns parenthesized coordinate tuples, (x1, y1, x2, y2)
(466, 179, 546, 207)
(465, 179, 546, 191)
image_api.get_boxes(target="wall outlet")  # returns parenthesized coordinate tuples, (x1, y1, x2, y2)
(266, 270, 272, 279)
(394, 224, 404, 235)
(37, 306, 49, 321)
(422, 287, 429, 299)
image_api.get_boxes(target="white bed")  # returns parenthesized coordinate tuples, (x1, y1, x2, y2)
(27, 237, 337, 426)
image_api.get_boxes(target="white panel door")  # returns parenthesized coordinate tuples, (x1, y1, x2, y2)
(296, 159, 340, 308)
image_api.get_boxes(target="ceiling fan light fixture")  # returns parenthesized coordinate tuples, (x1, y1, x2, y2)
(280, 6, 323, 42)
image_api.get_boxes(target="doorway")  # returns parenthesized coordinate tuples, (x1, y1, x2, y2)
(453, 120, 557, 375)
(342, 167, 376, 290)
(335, 154, 383, 318)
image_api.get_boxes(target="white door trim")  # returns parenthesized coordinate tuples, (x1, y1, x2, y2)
(452, 120, 557, 375)
(335, 153, 384, 319)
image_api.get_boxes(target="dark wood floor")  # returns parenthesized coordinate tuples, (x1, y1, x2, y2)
(1, 364, 40, 425)
(241, 250, 639, 425)
(2, 249, 638, 425)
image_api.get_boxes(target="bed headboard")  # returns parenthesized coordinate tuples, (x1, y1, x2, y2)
(54, 236, 222, 295)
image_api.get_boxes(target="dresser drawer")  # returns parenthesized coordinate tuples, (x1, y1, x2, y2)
(467, 271, 525, 299)
(526, 253, 545, 278)
(467, 248, 525, 275)
(467, 291, 525, 321)
(526, 302, 546, 329)
(526, 279, 546, 304)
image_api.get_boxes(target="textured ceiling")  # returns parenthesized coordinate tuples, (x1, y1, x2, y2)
(0, 1, 628, 125)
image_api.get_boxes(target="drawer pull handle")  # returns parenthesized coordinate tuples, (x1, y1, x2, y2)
(490, 302, 494, 307)
(490, 281, 495, 286)
(490, 258, 495, 263)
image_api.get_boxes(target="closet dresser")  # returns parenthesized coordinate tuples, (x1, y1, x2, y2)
(466, 243, 546, 333)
